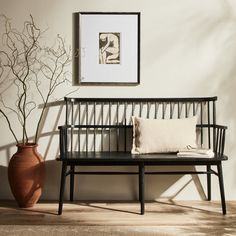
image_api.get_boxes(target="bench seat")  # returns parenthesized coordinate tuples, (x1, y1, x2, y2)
(57, 151, 228, 165)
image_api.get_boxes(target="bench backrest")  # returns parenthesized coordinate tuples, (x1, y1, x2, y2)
(62, 97, 219, 153)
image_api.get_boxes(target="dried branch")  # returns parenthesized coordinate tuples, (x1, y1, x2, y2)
(0, 94, 23, 126)
(34, 35, 71, 142)
(0, 109, 18, 143)
(0, 15, 73, 145)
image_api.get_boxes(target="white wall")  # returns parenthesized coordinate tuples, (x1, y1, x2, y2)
(1, 0, 236, 201)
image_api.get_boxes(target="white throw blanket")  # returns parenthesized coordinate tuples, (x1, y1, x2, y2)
(177, 145, 215, 158)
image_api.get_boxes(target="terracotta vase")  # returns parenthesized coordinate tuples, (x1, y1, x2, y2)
(8, 143, 46, 208)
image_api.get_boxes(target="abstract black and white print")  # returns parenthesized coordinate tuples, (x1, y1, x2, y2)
(99, 32, 120, 64)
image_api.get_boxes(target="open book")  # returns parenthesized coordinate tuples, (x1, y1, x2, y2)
(177, 145, 215, 158)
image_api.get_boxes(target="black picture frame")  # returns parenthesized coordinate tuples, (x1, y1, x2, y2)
(73, 12, 140, 85)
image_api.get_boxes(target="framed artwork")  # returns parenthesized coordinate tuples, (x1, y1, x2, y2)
(73, 12, 140, 85)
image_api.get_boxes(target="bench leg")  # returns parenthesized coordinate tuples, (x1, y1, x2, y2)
(70, 165, 75, 202)
(58, 162, 67, 215)
(207, 165, 211, 201)
(139, 163, 145, 215)
(217, 162, 226, 215)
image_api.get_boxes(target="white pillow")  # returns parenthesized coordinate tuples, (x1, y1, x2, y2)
(131, 116, 198, 154)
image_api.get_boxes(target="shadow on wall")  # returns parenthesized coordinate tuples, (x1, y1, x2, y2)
(180, 0, 236, 130)
(0, 100, 64, 200)
(188, 1, 236, 185)
(1, 100, 209, 201)
(0, 165, 12, 199)
(192, 0, 236, 126)
(0, 100, 64, 162)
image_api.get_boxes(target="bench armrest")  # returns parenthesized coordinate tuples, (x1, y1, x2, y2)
(214, 124, 227, 157)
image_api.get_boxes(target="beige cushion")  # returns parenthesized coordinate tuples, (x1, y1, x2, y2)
(131, 116, 198, 154)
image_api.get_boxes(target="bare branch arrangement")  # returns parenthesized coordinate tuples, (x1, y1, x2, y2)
(0, 15, 71, 144)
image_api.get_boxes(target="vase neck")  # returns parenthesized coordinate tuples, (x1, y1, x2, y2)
(16, 143, 38, 153)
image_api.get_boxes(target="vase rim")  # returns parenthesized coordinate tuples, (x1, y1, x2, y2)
(17, 143, 38, 148)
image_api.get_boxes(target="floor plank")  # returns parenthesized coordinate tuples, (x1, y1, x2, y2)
(0, 200, 236, 235)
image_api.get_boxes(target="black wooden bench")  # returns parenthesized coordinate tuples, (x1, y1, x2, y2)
(57, 97, 228, 215)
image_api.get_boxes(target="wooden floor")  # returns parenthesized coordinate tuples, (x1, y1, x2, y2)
(0, 200, 236, 235)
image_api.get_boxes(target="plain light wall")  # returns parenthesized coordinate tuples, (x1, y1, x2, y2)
(0, 0, 236, 201)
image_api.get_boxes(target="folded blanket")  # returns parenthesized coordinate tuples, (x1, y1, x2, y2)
(177, 146, 215, 158)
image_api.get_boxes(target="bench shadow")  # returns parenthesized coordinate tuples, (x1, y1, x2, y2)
(1, 100, 209, 210)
